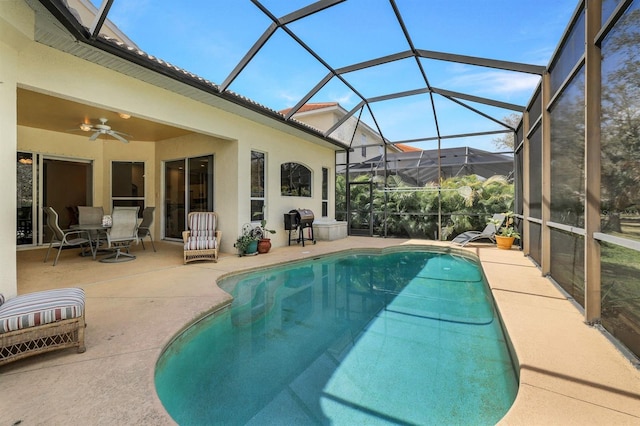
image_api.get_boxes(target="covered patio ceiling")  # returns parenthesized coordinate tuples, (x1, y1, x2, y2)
(17, 88, 192, 141)
(26, 0, 575, 151)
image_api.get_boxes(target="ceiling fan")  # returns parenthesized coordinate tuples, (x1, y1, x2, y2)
(78, 118, 130, 143)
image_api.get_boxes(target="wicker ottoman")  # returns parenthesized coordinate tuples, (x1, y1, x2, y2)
(0, 288, 86, 366)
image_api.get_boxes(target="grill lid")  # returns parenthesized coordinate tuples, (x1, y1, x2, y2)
(295, 208, 314, 223)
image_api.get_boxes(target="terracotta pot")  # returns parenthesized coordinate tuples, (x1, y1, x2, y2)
(495, 235, 515, 250)
(257, 238, 272, 254)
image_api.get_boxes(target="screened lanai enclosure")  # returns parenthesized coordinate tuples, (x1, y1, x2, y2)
(337, 147, 515, 239)
(36, 0, 640, 361)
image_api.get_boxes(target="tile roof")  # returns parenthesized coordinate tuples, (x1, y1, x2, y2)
(64, 33, 347, 149)
(279, 102, 339, 115)
(395, 143, 422, 152)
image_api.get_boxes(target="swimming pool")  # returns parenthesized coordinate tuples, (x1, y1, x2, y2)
(155, 247, 518, 425)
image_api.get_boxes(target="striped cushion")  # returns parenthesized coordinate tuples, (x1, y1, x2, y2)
(0, 293, 4, 307)
(185, 212, 217, 250)
(0, 288, 85, 334)
(188, 213, 216, 238)
(184, 236, 217, 250)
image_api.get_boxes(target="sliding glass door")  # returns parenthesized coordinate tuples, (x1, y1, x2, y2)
(164, 155, 214, 239)
(17, 152, 92, 246)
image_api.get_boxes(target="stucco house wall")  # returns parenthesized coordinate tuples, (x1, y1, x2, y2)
(1, 1, 339, 297)
(290, 104, 395, 165)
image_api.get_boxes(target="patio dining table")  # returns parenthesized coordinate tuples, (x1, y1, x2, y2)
(70, 223, 110, 255)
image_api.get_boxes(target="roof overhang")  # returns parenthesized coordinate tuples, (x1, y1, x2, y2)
(25, 0, 349, 151)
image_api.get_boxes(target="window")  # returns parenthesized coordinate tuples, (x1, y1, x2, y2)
(281, 162, 312, 197)
(322, 167, 329, 217)
(251, 151, 265, 221)
(361, 133, 367, 157)
(112, 161, 144, 216)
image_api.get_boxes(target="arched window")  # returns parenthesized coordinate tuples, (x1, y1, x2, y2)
(281, 162, 312, 197)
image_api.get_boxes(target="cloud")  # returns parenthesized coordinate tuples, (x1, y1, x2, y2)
(107, 1, 152, 32)
(524, 46, 556, 66)
(329, 92, 354, 105)
(441, 68, 541, 101)
(277, 91, 303, 105)
(273, 89, 354, 109)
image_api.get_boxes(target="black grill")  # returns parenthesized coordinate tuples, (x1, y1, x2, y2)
(284, 209, 316, 246)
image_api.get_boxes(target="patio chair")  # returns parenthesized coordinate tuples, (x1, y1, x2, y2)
(100, 206, 140, 263)
(78, 206, 104, 226)
(451, 213, 505, 247)
(137, 207, 156, 252)
(183, 212, 221, 264)
(44, 206, 95, 266)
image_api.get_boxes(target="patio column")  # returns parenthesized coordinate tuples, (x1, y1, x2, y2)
(0, 35, 20, 298)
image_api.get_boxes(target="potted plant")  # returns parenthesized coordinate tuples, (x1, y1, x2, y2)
(492, 211, 521, 250)
(234, 224, 260, 256)
(255, 219, 276, 254)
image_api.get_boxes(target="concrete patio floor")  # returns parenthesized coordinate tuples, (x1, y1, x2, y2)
(2, 237, 639, 425)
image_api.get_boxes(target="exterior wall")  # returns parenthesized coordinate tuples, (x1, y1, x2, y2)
(239, 126, 335, 249)
(294, 111, 336, 132)
(292, 107, 387, 165)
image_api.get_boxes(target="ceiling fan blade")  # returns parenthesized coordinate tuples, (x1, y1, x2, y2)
(88, 131, 100, 141)
(110, 132, 129, 143)
(111, 130, 132, 137)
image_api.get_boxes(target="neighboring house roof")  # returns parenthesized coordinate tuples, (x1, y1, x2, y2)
(395, 143, 422, 152)
(66, 0, 139, 47)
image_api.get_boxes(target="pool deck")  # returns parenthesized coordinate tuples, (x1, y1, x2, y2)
(2, 237, 640, 425)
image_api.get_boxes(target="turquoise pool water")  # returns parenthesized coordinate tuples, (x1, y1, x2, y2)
(155, 248, 518, 425)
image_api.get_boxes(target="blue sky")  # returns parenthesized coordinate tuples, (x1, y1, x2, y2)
(92, 0, 576, 150)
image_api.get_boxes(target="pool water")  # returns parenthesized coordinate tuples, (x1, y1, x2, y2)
(155, 248, 518, 425)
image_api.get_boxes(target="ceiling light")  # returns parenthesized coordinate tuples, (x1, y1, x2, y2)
(80, 123, 92, 132)
(119, 113, 131, 119)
